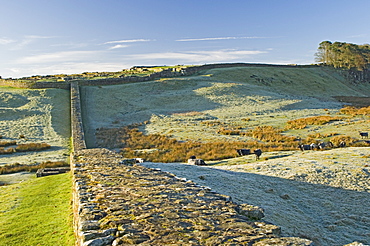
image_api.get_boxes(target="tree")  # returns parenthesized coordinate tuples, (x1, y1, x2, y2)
(315, 41, 370, 71)
(315, 41, 332, 64)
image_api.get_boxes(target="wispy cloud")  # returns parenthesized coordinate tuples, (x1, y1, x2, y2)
(6, 62, 127, 78)
(108, 44, 129, 50)
(130, 49, 267, 63)
(9, 35, 57, 50)
(17, 50, 99, 64)
(104, 39, 152, 44)
(346, 34, 368, 39)
(0, 38, 16, 45)
(25, 35, 56, 39)
(176, 36, 267, 42)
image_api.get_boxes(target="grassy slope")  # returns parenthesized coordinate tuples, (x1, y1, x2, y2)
(201, 66, 368, 97)
(0, 173, 74, 246)
(0, 88, 71, 167)
(82, 66, 370, 147)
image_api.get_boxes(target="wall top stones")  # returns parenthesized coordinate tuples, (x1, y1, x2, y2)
(70, 82, 86, 152)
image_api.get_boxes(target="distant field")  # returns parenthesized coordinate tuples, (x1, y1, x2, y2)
(0, 88, 70, 169)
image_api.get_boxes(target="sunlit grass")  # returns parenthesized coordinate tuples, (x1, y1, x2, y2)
(0, 173, 74, 246)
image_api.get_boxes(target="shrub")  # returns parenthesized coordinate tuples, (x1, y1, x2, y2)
(340, 106, 370, 116)
(0, 147, 16, 155)
(285, 116, 344, 130)
(172, 111, 204, 117)
(0, 140, 16, 147)
(330, 135, 357, 147)
(247, 126, 297, 143)
(201, 120, 222, 127)
(217, 127, 242, 135)
(15, 142, 51, 152)
(96, 125, 300, 163)
(307, 132, 337, 139)
(0, 161, 68, 174)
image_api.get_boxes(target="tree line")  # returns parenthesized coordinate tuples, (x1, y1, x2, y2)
(315, 41, 370, 71)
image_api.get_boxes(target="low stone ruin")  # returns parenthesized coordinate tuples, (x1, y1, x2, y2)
(36, 167, 70, 177)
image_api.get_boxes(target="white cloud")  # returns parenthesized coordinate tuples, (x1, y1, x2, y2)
(346, 34, 367, 39)
(25, 35, 56, 39)
(0, 38, 16, 45)
(6, 62, 128, 78)
(176, 36, 267, 42)
(104, 39, 152, 44)
(8, 35, 57, 50)
(130, 49, 267, 63)
(17, 50, 99, 64)
(7, 48, 268, 78)
(108, 44, 129, 50)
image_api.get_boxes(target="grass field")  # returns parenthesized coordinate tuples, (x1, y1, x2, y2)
(0, 88, 70, 168)
(0, 173, 74, 246)
(0, 87, 72, 245)
(81, 66, 370, 153)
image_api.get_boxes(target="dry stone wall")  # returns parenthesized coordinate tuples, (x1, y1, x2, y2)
(70, 82, 87, 151)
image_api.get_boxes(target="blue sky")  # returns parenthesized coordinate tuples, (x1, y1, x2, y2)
(1, 0, 370, 78)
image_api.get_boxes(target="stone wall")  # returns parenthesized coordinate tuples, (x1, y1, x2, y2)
(70, 82, 87, 151)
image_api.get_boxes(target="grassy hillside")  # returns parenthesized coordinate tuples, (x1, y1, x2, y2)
(82, 66, 370, 156)
(0, 88, 70, 167)
(199, 66, 369, 98)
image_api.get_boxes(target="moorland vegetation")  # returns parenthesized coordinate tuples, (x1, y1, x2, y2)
(95, 105, 369, 163)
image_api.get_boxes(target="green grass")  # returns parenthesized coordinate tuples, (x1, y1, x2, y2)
(0, 173, 75, 246)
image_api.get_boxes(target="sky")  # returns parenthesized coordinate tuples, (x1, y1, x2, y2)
(1, 0, 370, 78)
